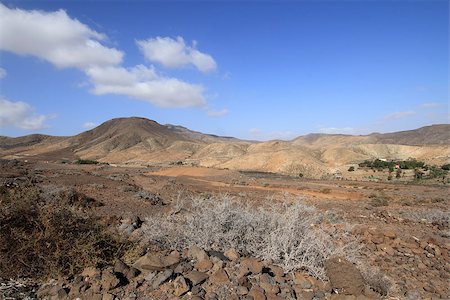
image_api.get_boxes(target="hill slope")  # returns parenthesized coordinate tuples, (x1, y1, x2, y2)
(1, 118, 449, 178)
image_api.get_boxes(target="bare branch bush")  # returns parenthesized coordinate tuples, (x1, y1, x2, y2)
(399, 208, 449, 224)
(140, 193, 361, 280)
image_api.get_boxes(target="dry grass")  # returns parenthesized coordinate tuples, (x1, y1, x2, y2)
(0, 184, 132, 280)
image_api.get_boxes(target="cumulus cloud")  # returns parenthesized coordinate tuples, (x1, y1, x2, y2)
(206, 108, 229, 117)
(0, 98, 49, 130)
(318, 127, 355, 134)
(86, 65, 206, 107)
(0, 3, 123, 69)
(82, 122, 97, 129)
(0, 67, 6, 79)
(383, 111, 416, 121)
(137, 36, 217, 73)
(0, 4, 214, 109)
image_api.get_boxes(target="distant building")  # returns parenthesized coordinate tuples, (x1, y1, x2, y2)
(333, 170, 343, 180)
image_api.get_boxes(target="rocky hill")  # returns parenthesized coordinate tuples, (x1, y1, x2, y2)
(1, 118, 449, 178)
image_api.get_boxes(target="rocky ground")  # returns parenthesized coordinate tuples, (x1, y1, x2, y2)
(35, 246, 378, 300)
(0, 160, 448, 299)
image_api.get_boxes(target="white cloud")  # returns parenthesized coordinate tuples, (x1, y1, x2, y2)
(206, 108, 229, 117)
(86, 65, 206, 108)
(421, 102, 442, 109)
(318, 127, 355, 134)
(137, 36, 217, 73)
(0, 4, 213, 109)
(82, 122, 97, 129)
(0, 67, 6, 79)
(383, 111, 416, 121)
(0, 98, 49, 130)
(0, 3, 123, 69)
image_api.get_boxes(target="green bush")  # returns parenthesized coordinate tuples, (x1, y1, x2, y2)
(359, 159, 425, 170)
(348, 166, 355, 172)
(428, 166, 447, 179)
(76, 159, 99, 165)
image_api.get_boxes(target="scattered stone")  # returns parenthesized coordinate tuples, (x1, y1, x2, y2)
(114, 259, 130, 274)
(150, 269, 173, 289)
(173, 276, 190, 296)
(82, 266, 101, 278)
(224, 248, 240, 261)
(195, 258, 213, 272)
(133, 252, 180, 272)
(325, 257, 365, 295)
(101, 268, 121, 291)
(186, 270, 209, 286)
(292, 272, 312, 288)
(241, 257, 264, 274)
(377, 244, 395, 256)
(174, 261, 193, 274)
(208, 250, 230, 261)
(192, 285, 206, 297)
(126, 267, 140, 280)
(144, 271, 157, 282)
(268, 265, 284, 278)
(209, 269, 229, 285)
(237, 286, 249, 295)
(383, 229, 397, 239)
(102, 293, 116, 300)
(266, 293, 284, 300)
(248, 286, 266, 300)
(189, 245, 209, 261)
(293, 286, 314, 300)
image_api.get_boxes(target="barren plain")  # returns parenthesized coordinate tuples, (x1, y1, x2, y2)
(0, 118, 449, 300)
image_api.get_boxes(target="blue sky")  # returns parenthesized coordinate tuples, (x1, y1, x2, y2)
(0, 0, 448, 140)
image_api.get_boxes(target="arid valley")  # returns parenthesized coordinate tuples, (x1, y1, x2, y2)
(1, 1, 449, 299)
(1, 117, 449, 300)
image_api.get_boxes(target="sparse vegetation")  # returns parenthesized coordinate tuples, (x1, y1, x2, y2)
(141, 194, 360, 280)
(320, 188, 332, 194)
(76, 159, 99, 165)
(441, 164, 450, 170)
(359, 159, 425, 170)
(369, 195, 390, 207)
(427, 166, 447, 179)
(0, 184, 132, 279)
(399, 208, 449, 225)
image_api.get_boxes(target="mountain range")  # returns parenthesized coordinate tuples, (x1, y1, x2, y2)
(1, 117, 449, 178)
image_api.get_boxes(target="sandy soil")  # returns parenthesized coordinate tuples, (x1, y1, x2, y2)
(1, 161, 449, 298)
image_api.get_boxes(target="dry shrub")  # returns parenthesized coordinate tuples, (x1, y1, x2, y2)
(141, 194, 361, 280)
(0, 184, 131, 280)
(40, 184, 103, 209)
(356, 263, 394, 297)
(369, 196, 389, 207)
(399, 208, 449, 225)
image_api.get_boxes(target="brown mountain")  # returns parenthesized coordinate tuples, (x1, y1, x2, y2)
(1, 117, 449, 178)
(370, 124, 450, 145)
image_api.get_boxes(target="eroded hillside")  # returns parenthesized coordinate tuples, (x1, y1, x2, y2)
(1, 118, 449, 178)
